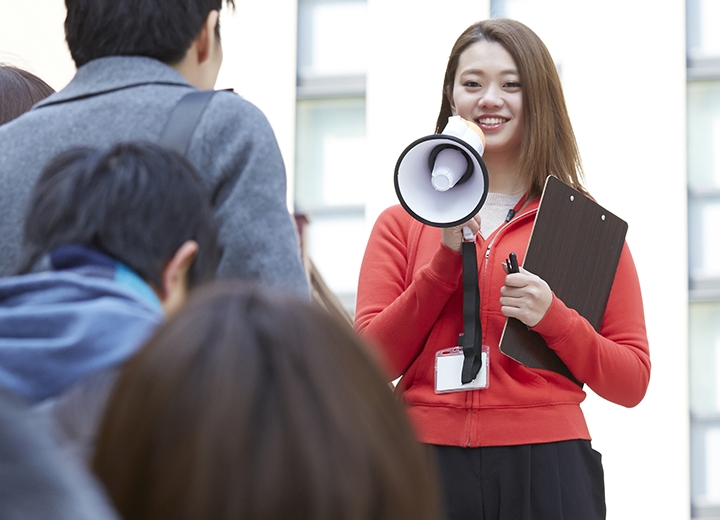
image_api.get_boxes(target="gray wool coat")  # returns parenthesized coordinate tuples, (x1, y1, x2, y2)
(0, 56, 309, 297)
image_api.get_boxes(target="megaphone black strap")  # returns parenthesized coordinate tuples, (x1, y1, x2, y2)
(460, 240, 482, 384)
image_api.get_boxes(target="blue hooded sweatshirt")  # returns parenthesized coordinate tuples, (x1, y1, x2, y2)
(0, 245, 164, 403)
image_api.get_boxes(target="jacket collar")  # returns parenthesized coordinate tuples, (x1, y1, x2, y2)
(36, 56, 193, 109)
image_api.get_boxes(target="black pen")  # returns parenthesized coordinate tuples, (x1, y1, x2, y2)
(506, 252, 519, 273)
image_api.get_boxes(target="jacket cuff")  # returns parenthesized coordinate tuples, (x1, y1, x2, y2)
(530, 293, 576, 346)
(424, 242, 463, 288)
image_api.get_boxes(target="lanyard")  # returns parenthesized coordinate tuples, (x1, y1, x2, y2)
(505, 191, 532, 223)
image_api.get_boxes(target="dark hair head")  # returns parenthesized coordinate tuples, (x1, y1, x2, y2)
(436, 18, 585, 197)
(92, 281, 442, 520)
(0, 65, 55, 125)
(64, 0, 235, 67)
(19, 141, 221, 288)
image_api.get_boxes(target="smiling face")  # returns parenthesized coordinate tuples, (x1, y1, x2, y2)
(450, 41, 523, 160)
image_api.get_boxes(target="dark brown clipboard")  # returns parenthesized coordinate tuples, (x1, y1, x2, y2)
(498, 176, 628, 387)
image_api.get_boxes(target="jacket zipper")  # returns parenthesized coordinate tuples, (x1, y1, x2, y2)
(464, 206, 538, 447)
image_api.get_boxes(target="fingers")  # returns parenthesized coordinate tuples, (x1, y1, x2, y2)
(441, 227, 464, 253)
(464, 214, 481, 236)
(441, 214, 481, 253)
(501, 266, 529, 289)
(499, 283, 545, 305)
(499, 267, 552, 327)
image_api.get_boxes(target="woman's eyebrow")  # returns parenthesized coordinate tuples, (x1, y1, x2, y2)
(459, 68, 519, 76)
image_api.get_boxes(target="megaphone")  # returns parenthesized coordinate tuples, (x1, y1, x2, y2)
(394, 116, 489, 385)
(394, 116, 489, 228)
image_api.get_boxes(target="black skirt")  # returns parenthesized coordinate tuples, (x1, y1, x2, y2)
(430, 440, 606, 520)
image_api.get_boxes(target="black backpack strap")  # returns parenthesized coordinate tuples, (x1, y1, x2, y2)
(159, 90, 218, 155)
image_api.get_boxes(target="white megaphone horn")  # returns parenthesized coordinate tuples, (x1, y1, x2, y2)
(394, 116, 489, 229)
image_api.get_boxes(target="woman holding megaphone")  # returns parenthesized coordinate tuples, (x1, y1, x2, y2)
(355, 18, 650, 520)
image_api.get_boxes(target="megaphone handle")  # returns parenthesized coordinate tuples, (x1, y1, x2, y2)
(462, 225, 475, 242)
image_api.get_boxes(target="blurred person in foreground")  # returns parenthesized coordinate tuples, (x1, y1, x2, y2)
(0, 389, 119, 520)
(0, 141, 221, 462)
(93, 280, 443, 520)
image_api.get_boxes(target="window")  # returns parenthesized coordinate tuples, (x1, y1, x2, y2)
(690, 302, 720, 516)
(688, 1, 720, 518)
(688, 81, 720, 295)
(688, 0, 720, 78)
(295, 0, 368, 313)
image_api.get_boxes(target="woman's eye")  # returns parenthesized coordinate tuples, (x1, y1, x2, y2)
(506, 82, 521, 89)
(464, 81, 480, 88)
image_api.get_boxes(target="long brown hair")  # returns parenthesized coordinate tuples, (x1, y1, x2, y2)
(435, 18, 585, 198)
(92, 280, 442, 520)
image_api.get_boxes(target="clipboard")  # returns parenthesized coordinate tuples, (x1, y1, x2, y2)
(498, 176, 628, 386)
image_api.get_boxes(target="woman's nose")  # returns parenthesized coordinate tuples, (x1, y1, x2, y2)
(479, 85, 503, 108)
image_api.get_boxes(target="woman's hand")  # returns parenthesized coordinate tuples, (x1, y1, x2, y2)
(499, 265, 552, 327)
(441, 214, 481, 253)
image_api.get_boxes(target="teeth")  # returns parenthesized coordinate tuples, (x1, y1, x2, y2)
(478, 117, 507, 125)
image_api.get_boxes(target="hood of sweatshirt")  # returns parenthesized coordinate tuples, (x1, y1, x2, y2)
(0, 245, 164, 402)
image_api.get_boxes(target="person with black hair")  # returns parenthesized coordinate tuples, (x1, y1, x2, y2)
(0, 0, 309, 297)
(0, 141, 221, 462)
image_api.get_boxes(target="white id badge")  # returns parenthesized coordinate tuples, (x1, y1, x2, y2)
(435, 346, 489, 393)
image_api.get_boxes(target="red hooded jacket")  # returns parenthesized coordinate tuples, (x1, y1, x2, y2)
(355, 201, 650, 447)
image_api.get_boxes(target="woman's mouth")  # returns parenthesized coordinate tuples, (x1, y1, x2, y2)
(477, 117, 509, 127)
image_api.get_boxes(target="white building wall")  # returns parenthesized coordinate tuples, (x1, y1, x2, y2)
(560, 2, 689, 518)
(365, 0, 492, 225)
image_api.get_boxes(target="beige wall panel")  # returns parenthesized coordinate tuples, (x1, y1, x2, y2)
(0, 1, 75, 90)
